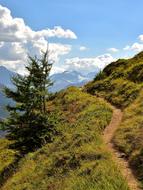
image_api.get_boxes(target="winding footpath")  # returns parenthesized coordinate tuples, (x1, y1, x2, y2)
(103, 106, 141, 190)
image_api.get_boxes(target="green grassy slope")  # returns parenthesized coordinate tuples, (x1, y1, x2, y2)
(0, 139, 17, 174)
(113, 90, 143, 187)
(85, 53, 143, 108)
(1, 87, 129, 190)
(84, 51, 143, 187)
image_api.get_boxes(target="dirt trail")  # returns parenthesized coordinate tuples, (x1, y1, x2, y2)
(103, 107, 141, 190)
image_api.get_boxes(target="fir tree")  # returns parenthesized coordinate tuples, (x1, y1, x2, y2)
(3, 51, 56, 152)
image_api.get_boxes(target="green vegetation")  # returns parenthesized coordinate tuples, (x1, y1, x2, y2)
(85, 78, 141, 108)
(85, 51, 143, 187)
(3, 51, 143, 189)
(113, 90, 143, 187)
(1, 87, 129, 190)
(0, 139, 17, 173)
(84, 53, 143, 108)
(2, 51, 56, 152)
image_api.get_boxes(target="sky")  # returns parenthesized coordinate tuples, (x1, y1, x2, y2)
(0, 0, 143, 74)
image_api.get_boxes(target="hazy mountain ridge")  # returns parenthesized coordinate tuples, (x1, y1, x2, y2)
(0, 66, 98, 118)
(50, 70, 98, 92)
(0, 66, 97, 92)
(0, 66, 16, 88)
(0, 67, 16, 118)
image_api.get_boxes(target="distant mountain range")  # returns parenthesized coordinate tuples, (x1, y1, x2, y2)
(0, 86, 11, 119)
(50, 70, 98, 92)
(0, 67, 16, 118)
(0, 66, 16, 88)
(0, 66, 99, 118)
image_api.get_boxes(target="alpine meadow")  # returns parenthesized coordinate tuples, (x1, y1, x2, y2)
(0, 1, 143, 190)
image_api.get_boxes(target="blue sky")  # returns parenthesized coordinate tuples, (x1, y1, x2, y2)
(0, 0, 143, 74)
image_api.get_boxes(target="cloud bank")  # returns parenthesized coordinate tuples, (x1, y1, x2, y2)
(0, 5, 76, 74)
(63, 54, 115, 74)
(107, 48, 119, 53)
(1, 4, 143, 75)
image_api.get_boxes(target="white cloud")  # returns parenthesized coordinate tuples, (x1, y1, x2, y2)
(131, 43, 143, 52)
(50, 66, 65, 75)
(123, 34, 143, 53)
(138, 35, 143, 42)
(0, 4, 76, 74)
(48, 43, 72, 63)
(123, 45, 130, 51)
(79, 46, 88, 51)
(63, 54, 115, 74)
(107, 48, 119, 53)
(0, 42, 26, 61)
(123, 43, 143, 52)
(0, 5, 77, 42)
(0, 60, 26, 75)
(39, 26, 77, 39)
(0, 41, 72, 74)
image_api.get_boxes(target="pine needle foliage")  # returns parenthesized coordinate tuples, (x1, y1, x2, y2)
(3, 51, 56, 152)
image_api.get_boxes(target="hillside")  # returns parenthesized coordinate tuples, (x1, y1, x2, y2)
(1, 51, 143, 189)
(0, 87, 129, 190)
(1, 1, 143, 190)
(85, 52, 143, 108)
(84, 51, 143, 188)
